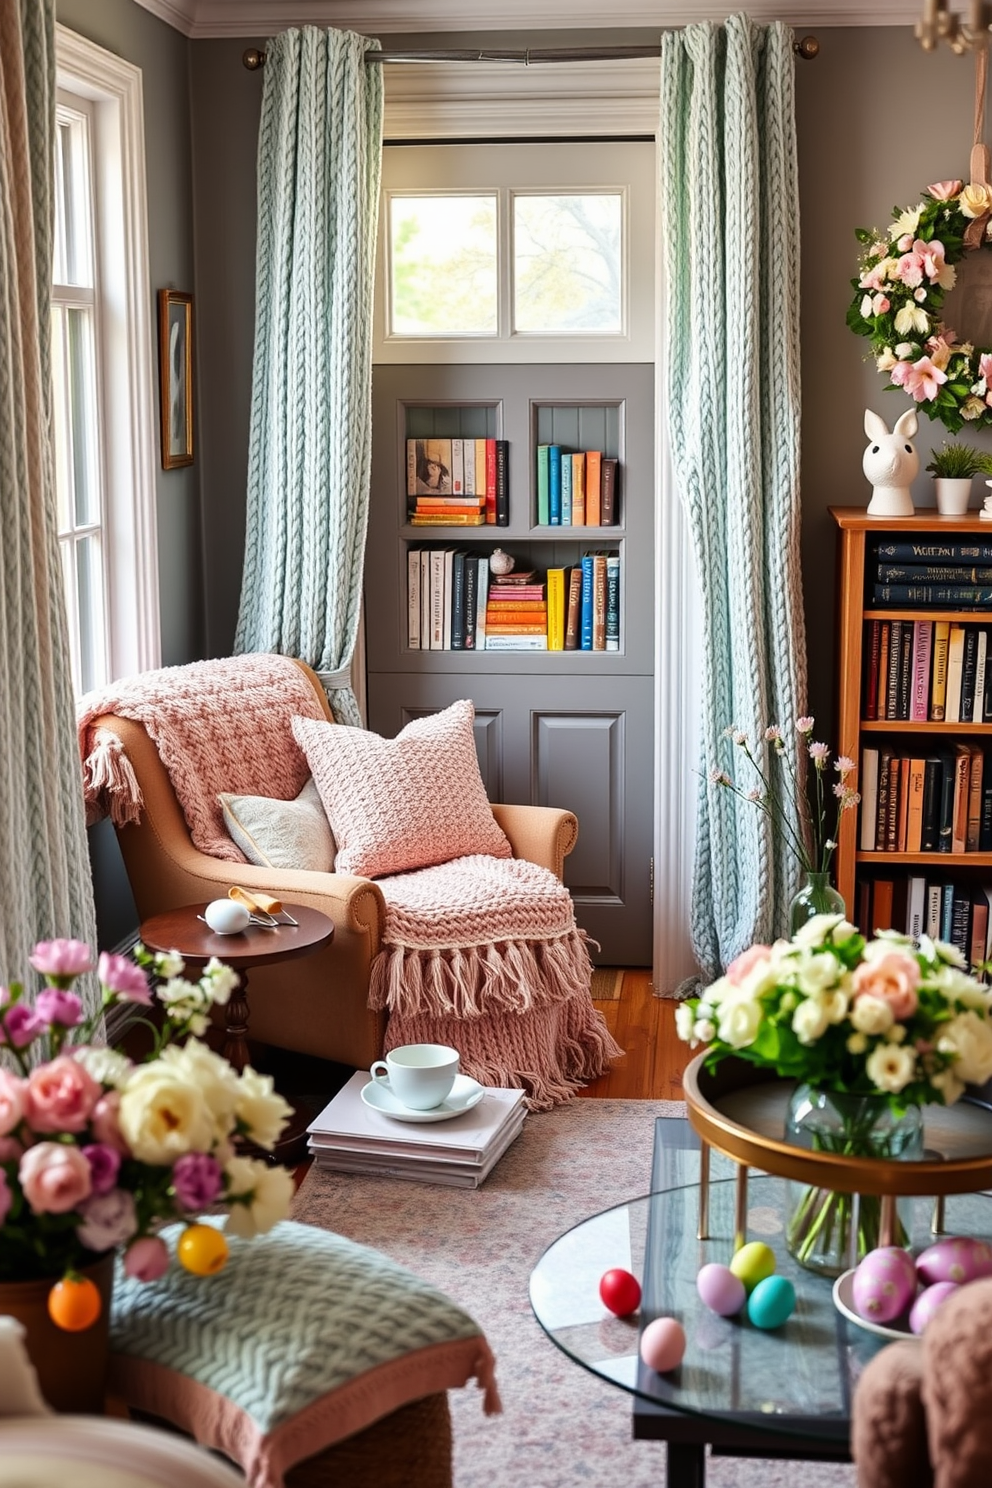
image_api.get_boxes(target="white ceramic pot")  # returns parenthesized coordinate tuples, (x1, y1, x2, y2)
(934, 477, 973, 515)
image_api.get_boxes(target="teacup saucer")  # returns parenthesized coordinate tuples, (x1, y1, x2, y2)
(360, 1073, 485, 1123)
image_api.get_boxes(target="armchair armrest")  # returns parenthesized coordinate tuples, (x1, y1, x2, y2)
(490, 803, 578, 882)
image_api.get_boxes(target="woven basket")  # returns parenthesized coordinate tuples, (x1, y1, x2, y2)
(284, 1393, 452, 1488)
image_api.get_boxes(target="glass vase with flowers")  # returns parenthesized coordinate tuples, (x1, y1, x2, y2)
(676, 916, 992, 1276)
(0, 937, 295, 1409)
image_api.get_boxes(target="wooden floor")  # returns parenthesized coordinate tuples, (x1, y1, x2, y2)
(578, 967, 693, 1102)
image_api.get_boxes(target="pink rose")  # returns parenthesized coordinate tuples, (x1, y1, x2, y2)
(77, 1188, 138, 1251)
(928, 180, 962, 200)
(123, 1235, 170, 1282)
(853, 948, 921, 1022)
(726, 944, 772, 986)
(29, 938, 94, 982)
(172, 1152, 223, 1211)
(18, 1141, 91, 1214)
(98, 952, 152, 1006)
(82, 1142, 122, 1195)
(0, 1069, 27, 1136)
(25, 1055, 101, 1133)
(90, 1091, 128, 1154)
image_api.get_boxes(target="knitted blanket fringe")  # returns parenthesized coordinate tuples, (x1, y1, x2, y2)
(368, 927, 595, 1021)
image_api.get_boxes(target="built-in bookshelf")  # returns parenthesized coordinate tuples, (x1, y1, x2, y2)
(832, 508, 992, 966)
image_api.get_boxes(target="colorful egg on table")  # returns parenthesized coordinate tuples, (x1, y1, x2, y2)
(747, 1275, 796, 1330)
(599, 1268, 642, 1317)
(729, 1241, 776, 1294)
(204, 898, 250, 934)
(909, 1281, 959, 1335)
(915, 1236, 992, 1287)
(852, 1246, 918, 1324)
(639, 1317, 686, 1373)
(696, 1263, 746, 1318)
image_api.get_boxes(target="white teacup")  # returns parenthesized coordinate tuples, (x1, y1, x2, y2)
(370, 1044, 460, 1111)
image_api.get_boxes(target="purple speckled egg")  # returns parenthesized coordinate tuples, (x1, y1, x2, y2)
(852, 1246, 918, 1324)
(909, 1280, 959, 1335)
(916, 1237, 992, 1287)
(696, 1263, 747, 1318)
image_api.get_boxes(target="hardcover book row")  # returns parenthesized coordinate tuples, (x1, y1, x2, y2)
(535, 445, 619, 527)
(406, 437, 509, 527)
(859, 743, 992, 856)
(856, 873, 992, 971)
(869, 536, 992, 608)
(862, 619, 992, 724)
(406, 549, 621, 653)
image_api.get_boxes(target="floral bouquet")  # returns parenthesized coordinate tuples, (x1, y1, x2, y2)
(0, 938, 295, 1328)
(676, 915, 992, 1272)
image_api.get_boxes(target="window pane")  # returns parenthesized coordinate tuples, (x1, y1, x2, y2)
(50, 306, 71, 531)
(74, 535, 104, 695)
(389, 194, 497, 336)
(53, 111, 92, 287)
(513, 193, 622, 334)
(67, 307, 99, 527)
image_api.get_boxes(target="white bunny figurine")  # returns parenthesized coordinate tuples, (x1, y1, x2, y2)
(863, 407, 919, 517)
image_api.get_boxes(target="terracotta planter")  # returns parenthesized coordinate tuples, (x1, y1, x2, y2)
(0, 1253, 115, 1413)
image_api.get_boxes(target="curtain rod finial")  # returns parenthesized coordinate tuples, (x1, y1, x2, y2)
(794, 35, 819, 60)
(243, 47, 265, 71)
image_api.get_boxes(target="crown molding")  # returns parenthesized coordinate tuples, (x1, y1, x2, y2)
(131, 1, 920, 40)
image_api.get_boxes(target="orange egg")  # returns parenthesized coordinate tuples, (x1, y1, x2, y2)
(177, 1223, 229, 1276)
(47, 1275, 102, 1332)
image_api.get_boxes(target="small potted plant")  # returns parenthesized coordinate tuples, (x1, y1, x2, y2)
(925, 442, 992, 514)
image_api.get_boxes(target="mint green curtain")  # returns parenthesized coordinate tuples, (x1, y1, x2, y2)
(0, 0, 98, 1001)
(235, 27, 383, 726)
(660, 15, 807, 979)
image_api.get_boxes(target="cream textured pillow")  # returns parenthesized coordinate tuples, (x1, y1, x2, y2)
(218, 777, 336, 872)
(291, 699, 512, 878)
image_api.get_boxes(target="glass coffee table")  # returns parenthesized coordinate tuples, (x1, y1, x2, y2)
(529, 1117, 992, 1487)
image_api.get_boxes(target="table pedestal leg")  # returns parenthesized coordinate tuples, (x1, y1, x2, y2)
(668, 1442, 706, 1487)
(734, 1165, 749, 1251)
(697, 1142, 711, 1240)
(879, 1193, 898, 1248)
(222, 970, 252, 1072)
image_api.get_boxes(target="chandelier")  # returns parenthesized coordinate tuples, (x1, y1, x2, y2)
(917, 0, 992, 51)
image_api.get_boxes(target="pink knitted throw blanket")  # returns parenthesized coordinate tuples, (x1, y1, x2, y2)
(76, 655, 326, 861)
(369, 856, 623, 1109)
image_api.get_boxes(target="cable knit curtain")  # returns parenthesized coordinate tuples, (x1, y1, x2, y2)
(235, 26, 383, 726)
(660, 15, 806, 981)
(0, 0, 98, 998)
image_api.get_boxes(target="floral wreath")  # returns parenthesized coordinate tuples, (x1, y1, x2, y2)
(848, 178, 992, 434)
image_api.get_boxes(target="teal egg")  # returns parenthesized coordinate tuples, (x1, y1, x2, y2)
(746, 1274, 796, 1330)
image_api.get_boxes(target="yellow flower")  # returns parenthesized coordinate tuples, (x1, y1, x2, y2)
(224, 1156, 294, 1237)
(234, 1068, 293, 1150)
(118, 1064, 214, 1165)
(888, 204, 923, 239)
(959, 183, 992, 218)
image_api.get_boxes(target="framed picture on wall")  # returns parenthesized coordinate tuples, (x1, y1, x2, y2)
(158, 288, 193, 468)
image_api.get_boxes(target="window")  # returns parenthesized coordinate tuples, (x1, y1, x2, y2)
(53, 26, 159, 694)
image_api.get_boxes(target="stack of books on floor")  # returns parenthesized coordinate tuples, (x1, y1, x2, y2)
(306, 1072, 528, 1188)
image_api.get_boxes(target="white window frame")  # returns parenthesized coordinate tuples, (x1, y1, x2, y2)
(55, 24, 160, 689)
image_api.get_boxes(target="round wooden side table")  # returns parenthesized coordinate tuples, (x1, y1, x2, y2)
(139, 901, 333, 1164)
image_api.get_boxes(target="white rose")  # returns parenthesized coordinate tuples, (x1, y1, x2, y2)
(675, 1003, 696, 1042)
(716, 998, 762, 1050)
(790, 948, 842, 995)
(792, 998, 829, 1046)
(158, 1040, 240, 1128)
(850, 995, 895, 1037)
(822, 988, 850, 1025)
(930, 1069, 966, 1105)
(224, 1156, 294, 1238)
(118, 1064, 214, 1164)
(866, 1041, 916, 1095)
(235, 1068, 292, 1150)
(72, 1045, 133, 1089)
(693, 1018, 715, 1044)
(698, 975, 731, 1009)
(791, 914, 846, 950)
(937, 1011, 992, 1085)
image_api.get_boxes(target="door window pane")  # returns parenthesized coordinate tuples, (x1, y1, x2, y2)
(512, 193, 622, 334)
(389, 194, 498, 336)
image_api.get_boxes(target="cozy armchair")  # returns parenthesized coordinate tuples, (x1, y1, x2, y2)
(83, 658, 579, 1074)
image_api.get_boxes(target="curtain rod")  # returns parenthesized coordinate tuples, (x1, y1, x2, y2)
(242, 36, 820, 70)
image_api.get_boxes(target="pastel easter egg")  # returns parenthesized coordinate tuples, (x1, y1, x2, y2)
(729, 1241, 776, 1295)
(639, 1317, 686, 1374)
(599, 1268, 641, 1317)
(696, 1262, 746, 1318)
(909, 1281, 959, 1335)
(747, 1274, 796, 1331)
(852, 1246, 918, 1324)
(916, 1236, 992, 1287)
(204, 898, 250, 934)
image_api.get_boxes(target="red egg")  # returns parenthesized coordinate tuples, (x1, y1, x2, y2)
(640, 1316, 686, 1373)
(599, 1267, 642, 1317)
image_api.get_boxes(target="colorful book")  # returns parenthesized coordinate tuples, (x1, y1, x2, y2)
(564, 566, 582, 651)
(560, 450, 573, 526)
(930, 620, 951, 721)
(945, 623, 967, 723)
(571, 452, 586, 527)
(921, 754, 945, 852)
(407, 549, 421, 650)
(547, 568, 566, 651)
(442, 549, 455, 650)
(429, 549, 446, 651)
(906, 756, 926, 855)
(548, 445, 562, 526)
(885, 620, 903, 722)
(450, 550, 466, 650)
(960, 625, 980, 723)
(876, 564, 992, 583)
(872, 539, 992, 563)
(481, 634, 548, 651)
(463, 438, 475, 496)
(485, 438, 497, 525)
(450, 438, 464, 497)
(495, 439, 509, 527)
(536, 445, 550, 526)
(907, 874, 928, 939)
(860, 747, 879, 852)
(475, 439, 487, 503)
(410, 513, 486, 526)
(911, 621, 933, 722)
(605, 553, 620, 652)
(877, 621, 891, 720)
(938, 750, 957, 853)
(592, 553, 607, 651)
(973, 626, 988, 723)
(967, 744, 985, 852)
(601, 457, 618, 525)
(585, 450, 602, 526)
(865, 619, 882, 719)
(464, 558, 477, 651)
(579, 555, 595, 651)
(475, 556, 489, 650)
(896, 619, 913, 720)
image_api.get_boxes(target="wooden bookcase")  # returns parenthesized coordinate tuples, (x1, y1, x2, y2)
(830, 507, 992, 930)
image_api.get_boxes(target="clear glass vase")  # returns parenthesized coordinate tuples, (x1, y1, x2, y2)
(788, 871, 846, 937)
(784, 1084, 923, 1277)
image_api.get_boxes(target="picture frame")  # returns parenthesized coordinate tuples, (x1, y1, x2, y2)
(158, 289, 193, 468)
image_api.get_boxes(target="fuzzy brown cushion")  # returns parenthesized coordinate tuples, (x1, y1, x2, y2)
(922, 1278, 992, 1488)
(851, 1339, 931, 1488)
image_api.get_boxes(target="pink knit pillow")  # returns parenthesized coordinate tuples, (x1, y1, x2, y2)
(292, 700, 512, 878)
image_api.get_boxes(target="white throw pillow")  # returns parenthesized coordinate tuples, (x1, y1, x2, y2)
(218, 777, 336, 872)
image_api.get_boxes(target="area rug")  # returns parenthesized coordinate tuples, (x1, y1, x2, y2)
(292, 1099, 857, 1488)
